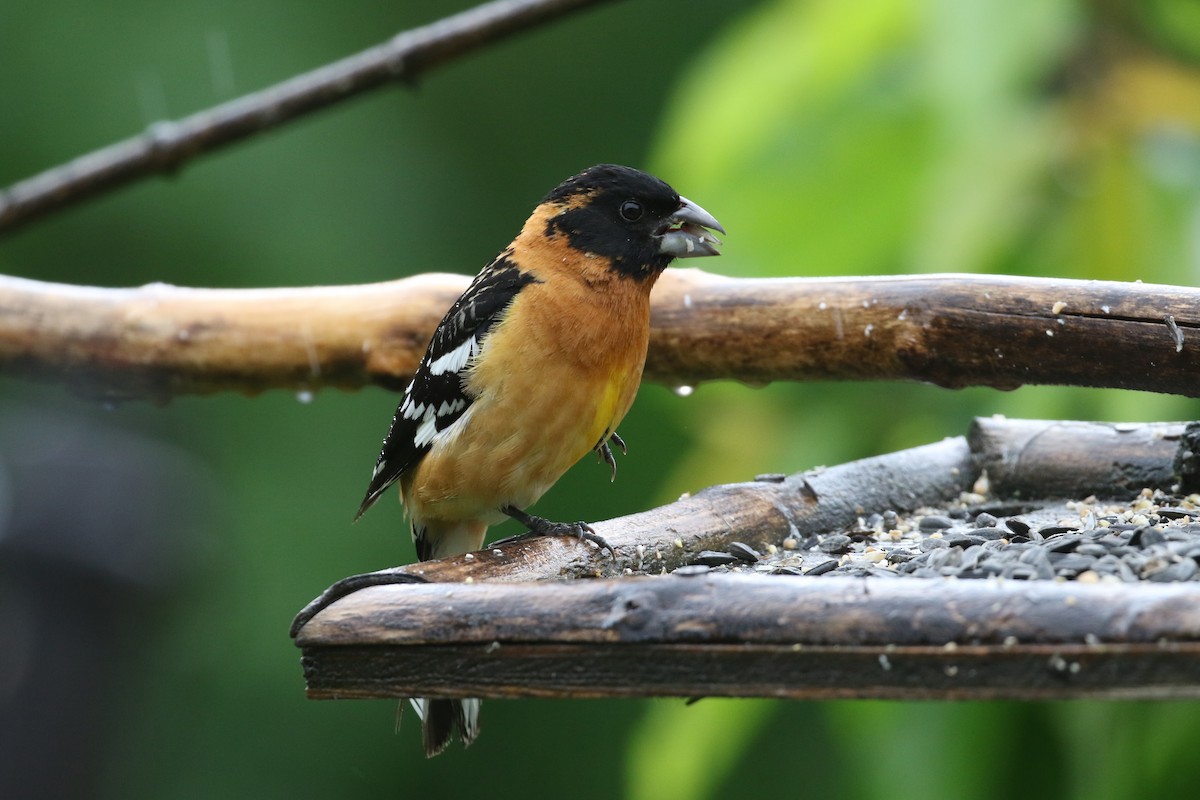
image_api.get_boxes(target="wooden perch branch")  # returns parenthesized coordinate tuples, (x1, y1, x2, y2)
(0, 272, 463, 400)
(0, 0, 614, 236)
(4, 270, 1200, 401)
(294, 417, 1200, 701)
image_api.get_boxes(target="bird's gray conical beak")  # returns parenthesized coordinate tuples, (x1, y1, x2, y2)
(658, 196, 725, 258)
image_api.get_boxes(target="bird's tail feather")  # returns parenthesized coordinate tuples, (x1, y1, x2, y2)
(406, 518, 488, 755)
(408, 697, 482, 757)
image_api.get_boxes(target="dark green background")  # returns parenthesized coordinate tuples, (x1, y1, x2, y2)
(3, 1, 1199, 797)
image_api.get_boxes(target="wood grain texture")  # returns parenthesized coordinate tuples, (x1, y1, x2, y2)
(4, 269, 1200, 400)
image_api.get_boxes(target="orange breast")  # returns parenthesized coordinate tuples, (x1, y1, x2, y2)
(404, 262, 655, 526)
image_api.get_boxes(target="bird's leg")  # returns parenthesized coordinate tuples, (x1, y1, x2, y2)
(596, 441, 617, 481)
(497, 505, 615, 558)
(594, 431, 627, 481)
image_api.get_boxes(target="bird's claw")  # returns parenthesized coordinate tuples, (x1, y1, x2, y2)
(499, 506, 616, 559)
(594, 431, 627, 482)
(563, 520, 616, 559)
(596, 441, 617, 481)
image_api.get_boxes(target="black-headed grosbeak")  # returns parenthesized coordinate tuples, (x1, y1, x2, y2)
(354, 164, 724, 756)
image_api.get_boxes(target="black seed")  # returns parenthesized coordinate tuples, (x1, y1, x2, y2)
(1019, 548, 1056, 580)
(728, 541, 761, 563)
(1049, 553, 1098, 575)
(973, 526, 1008, 540)
(1044, 533, 1085, 553)
(1130, 527, 1167, 548)
(695, 551, 738, 566)
(960, 545, 986, 570)
(1178, 544, 1200, 560)
(919, 515, 956, 531)
(1005, 519, 1031, 535)
(805, 559, 839, 576)
(1156, 507, 1200, 520)
(927, 548, 962, 570)
(1095, 533, 1128, 548)
(818, 535, 852, 554)
(1008, 565, 1037, 580)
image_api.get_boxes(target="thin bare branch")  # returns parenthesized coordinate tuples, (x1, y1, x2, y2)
(3, 269, 1200, 401)
(0, 0, 617, 236)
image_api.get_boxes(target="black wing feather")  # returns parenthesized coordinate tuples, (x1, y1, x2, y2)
(355, 252, 537, 519)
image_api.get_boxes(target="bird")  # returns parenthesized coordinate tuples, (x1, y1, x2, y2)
(354, 163, 724, 756)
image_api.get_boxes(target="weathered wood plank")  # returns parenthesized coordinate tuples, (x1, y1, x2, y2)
(298, 576, 1200, 700)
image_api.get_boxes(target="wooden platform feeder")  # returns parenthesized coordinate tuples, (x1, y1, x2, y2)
(292, 417, 1200, 702)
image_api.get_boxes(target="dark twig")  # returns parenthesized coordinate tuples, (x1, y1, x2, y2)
(0, 0, 617, 236)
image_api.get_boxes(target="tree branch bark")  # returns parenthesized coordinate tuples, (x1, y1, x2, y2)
(0, 0, 616, 236)
(3, 269, 1199, 401)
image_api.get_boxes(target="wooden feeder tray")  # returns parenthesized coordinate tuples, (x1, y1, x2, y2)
(292, 418, 1200, 701)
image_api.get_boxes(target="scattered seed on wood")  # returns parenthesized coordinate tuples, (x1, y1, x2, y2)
(1165, 314, 1185, 352)
(728, 542, 761, 563)
(695, 551, 739, 567)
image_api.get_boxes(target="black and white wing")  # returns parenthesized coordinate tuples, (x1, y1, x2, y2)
(355, 252, 537, 519)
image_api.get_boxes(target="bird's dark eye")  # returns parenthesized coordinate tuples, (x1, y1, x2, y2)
(619, 200, 644, 222)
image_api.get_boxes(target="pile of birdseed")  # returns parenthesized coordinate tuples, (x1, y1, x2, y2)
(677, 487, 1200, 583)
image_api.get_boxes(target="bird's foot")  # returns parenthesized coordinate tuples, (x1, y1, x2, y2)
(498, 505, 615, 558)
(594, 431, 627, 482)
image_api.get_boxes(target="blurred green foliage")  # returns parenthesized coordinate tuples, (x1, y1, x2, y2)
(3, 0, 1200, 798)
